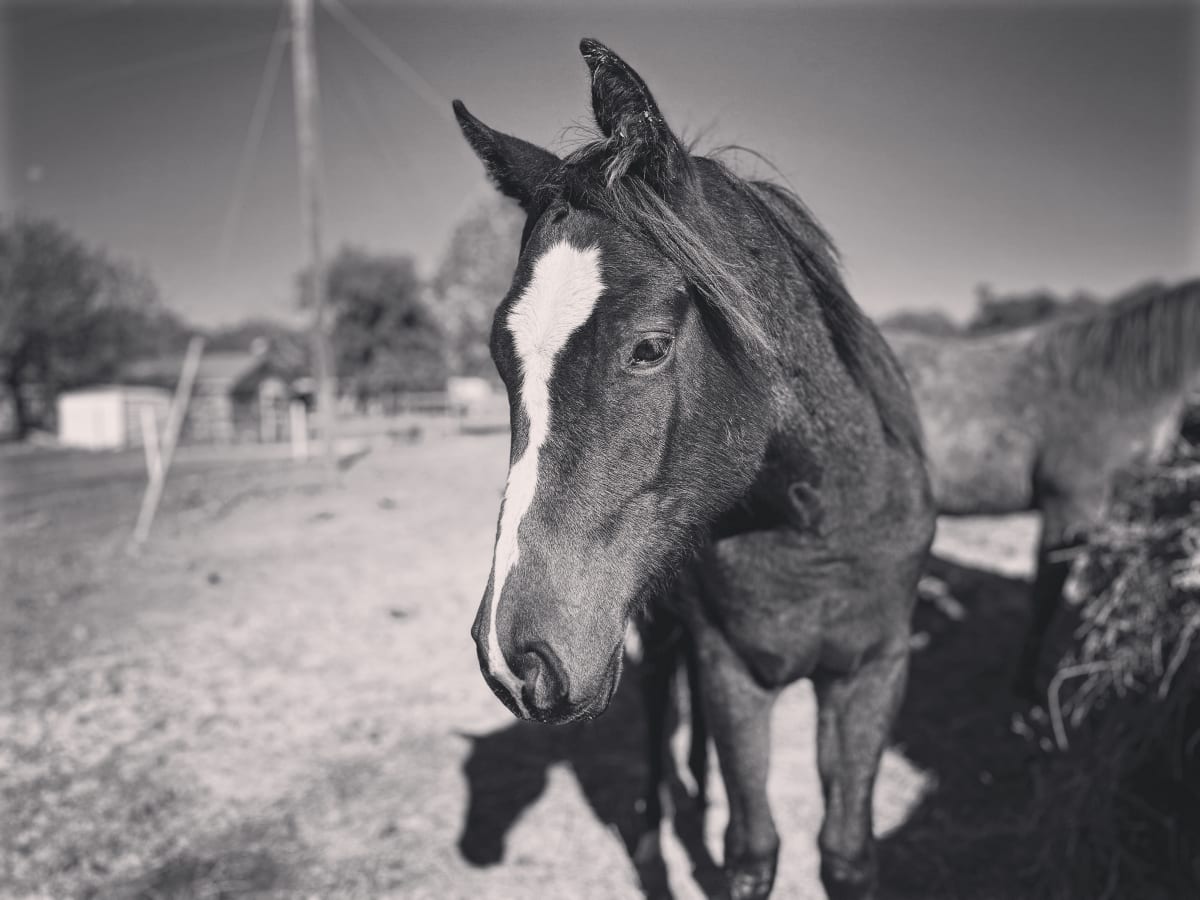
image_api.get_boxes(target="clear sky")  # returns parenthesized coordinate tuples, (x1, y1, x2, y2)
(3, 0, 1197, 327)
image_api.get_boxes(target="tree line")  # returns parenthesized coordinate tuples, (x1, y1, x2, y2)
(1, 199, 1159, 441)
(879, 281, 1165, 338)
(0, 198, 523, 439)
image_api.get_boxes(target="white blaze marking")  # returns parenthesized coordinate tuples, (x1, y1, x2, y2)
(485, 241, 604, 714)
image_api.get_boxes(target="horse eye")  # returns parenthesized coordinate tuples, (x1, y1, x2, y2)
(631, 336, 672, 366)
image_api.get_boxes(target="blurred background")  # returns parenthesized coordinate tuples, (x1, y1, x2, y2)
(1, 1, 1197, 898)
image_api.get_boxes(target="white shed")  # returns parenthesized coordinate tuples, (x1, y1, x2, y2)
(57, 386, 171, 450)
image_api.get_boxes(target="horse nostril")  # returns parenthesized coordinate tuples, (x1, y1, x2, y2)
(515, 642, 568, 711)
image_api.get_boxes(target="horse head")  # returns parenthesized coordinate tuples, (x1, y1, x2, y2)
(455, 40, 779, 723)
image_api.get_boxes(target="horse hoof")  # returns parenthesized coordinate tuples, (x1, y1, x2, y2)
(726, 855, 777, 900)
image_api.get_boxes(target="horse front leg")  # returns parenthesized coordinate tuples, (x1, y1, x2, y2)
(695, 625, 780, 900)
(632, 611, 681, 896)
(813, 647, 908, 900)
(1013, 495, 1095, 701)
(682, 633, 709, 809)
(1012, 545, 1073, 701)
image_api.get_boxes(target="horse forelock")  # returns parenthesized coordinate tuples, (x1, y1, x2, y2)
(1034, 278, 1200, 400)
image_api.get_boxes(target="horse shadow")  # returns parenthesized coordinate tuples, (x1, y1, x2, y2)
(458, 555, 1044, 900)
(879, 554, 1043, 900)
(457, 655, 723, 900)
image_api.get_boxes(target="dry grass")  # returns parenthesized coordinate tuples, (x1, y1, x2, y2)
(1, 435, 935, 900)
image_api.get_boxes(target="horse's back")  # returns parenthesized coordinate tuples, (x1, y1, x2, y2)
(887, 313, 1199, 516)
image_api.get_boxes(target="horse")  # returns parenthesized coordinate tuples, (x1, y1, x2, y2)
(884, 279, 1200, 697)
(455, 39, 935, 900)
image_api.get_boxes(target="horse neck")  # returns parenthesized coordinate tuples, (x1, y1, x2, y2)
(688, 167, 922, 492)
(752, 273, 903, 502)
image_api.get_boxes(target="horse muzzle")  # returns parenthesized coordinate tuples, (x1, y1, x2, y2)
(475, 632, 624, 725)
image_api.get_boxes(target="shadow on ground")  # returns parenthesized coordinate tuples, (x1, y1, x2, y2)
(457, 656, 722, 900)
(879, 554, 1041, 900)
(457, 554, 1046, 900)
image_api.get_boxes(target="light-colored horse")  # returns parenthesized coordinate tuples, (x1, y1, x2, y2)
(885, 279, 1200, 694)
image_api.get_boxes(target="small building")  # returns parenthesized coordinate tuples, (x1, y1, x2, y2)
(447, 375, 508, 433)
(445, 376, 494, 412)
(121, 349, 307, 444)
(57, 385, 171, 450)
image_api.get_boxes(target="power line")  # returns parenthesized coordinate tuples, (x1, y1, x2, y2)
(325, 41, 412, 180)
(319, 0, 452, 123)
(289, 0, 337, 469)
(215, 5, 290, 277)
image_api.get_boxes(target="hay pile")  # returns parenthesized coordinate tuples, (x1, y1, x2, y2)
(1024, 428, 1200, 899)
(1051, 455, 1200, 743)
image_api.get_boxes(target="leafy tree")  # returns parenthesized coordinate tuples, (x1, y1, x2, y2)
(207, 317, 306, 354)
(0, 216, 185, 437)
(430, 196, 524, 378)
(303, 246, 447, 405)
(966, 284, 1103, 336)
(206, 316, 310, 377)
(878, 308, 961, 337)
(1106, 279, 1167, 311)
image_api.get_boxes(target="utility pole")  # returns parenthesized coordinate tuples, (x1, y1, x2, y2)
(289, 0, 336, 468)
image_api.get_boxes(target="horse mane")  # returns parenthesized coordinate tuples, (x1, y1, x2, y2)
(1032, 279, 1200, 400)
(739, 178, 923, 456)
(554, 137, 924, 456)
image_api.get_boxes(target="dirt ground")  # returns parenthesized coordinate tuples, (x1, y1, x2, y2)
(1, 433, 1045, 899)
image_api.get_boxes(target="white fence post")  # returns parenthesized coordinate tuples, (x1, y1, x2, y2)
(139, 405, 163, 482)
(290, 401, 309, 461)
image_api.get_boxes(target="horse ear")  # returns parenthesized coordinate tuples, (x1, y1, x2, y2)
(579, 38, 688, 186)
(453, 100, 560, 210)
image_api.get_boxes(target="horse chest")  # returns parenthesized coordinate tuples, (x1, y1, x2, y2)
(691, 529, 902, 687)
